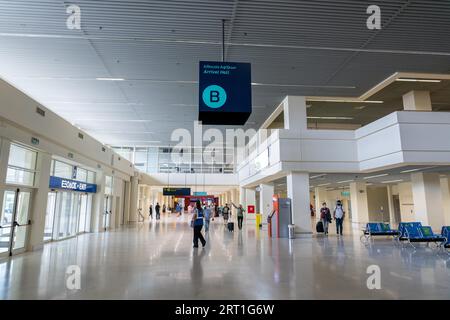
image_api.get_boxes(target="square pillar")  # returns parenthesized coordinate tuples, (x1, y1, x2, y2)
(350, 182, 369, 224)
(411, 173, 444, 230)
(245, 188, 256, 221)
(287, 172, 312, 234)
(283, 96, 307, 133)
(259, 183, 274, 223)
(28, 152, 52, 251)
(402, 90, 432, 111)
(440, 176, 450, 226)
(386, 185, 397, 225)
(314, 187, 328, 221)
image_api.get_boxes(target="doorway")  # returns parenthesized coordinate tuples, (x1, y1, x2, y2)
(0, 188, 32, 257)
(103, 195, 112, 231)
(393, 195, 401, 225)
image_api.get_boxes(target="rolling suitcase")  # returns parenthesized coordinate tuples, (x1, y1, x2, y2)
(316, 221, 324, 233)
(227, 222, 234, 232)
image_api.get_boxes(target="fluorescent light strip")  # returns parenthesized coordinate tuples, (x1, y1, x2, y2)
(337, 179, 354, 184)
(396, 78, 441, 83)
(381, 179, 404, 184)
(317, 183, 331, 187)
(400, 166, 436, 173)
(363, 173, 389, 179)
(308, 116, 353, 120)
(310, 174, 327, 179)
(307, 99, 384, 104)
(96, 78, 125, 81)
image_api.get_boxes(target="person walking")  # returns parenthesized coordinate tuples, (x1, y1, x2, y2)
(319, 202, 331, 235)
(192, 200, 206, 248)
(149, 204, 153, 220)
(333, 200, 345, 236)
(162, 203, 166, 215)
(155, 202, 161, 220)
(222, 203, 230, 225)
(231, 202, 245, 230)
(204, 205, 212, 232)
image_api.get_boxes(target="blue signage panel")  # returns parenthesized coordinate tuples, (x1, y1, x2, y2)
(193, 192, 208, 196)
(163, 188, 191, 196)
(198, 61, 251, 125)
(49, 176, 97, 193)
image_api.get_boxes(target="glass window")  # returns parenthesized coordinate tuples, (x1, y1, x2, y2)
(87, 171, 96, 184)
(76, 168, 87, 182)
(6, 144, 37, 186)
(105, 176, 113, 195)
(53, 161, 73, 179)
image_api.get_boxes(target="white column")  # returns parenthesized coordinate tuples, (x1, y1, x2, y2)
(402, 90, 432, 111)
(283, 96, 307, 132)
(245, 188, 256, 221)
(287, 172, 311, 234)
(128, 175, 139, 223)
(314, 187, 328, 221)
(398, 182, 414, 221)
(92, 171, 105, 231)
(386, 185, 397, 225)
(440, 177, 450, 226)
(259, 183, 274, 224)
(411, 172, 444, 230)
(349, 182, 369, 224)
(28, 152, 52, 251)
(239, 187, 245, 205)
(123, 180, 131, 224)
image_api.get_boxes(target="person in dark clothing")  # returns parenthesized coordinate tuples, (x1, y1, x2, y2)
(149, 204, 153, 220)
(319, 202, 331, 235)
(155, 202, 161, 220)
(192, 200, 206, 248)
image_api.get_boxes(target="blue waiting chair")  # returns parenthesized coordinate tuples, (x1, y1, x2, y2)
(403, 224, 446, 249)
(441, 226, 450, 249)
(361, 222, 399, 242)
(398, 222, 422, 242)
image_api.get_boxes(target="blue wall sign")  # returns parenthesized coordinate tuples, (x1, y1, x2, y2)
(198, 61, 251, 125)
(49, 176, 97, 193)
(193, 191, 208, 196)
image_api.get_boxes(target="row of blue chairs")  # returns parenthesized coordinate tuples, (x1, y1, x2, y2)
(361, 222, 450, 251)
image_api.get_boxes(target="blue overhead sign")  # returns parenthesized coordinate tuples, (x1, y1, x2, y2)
(198, 61, 251, 125)
(49, 176, 97, 193)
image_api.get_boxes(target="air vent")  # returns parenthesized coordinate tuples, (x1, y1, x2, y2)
(78, 133, 84, 139)
(102, 147, 106, 152)
(118, 157, 121, 161)
(68, 152, 74, 159)
(97, 164, 101, 169)
(36, 106, 45, 117)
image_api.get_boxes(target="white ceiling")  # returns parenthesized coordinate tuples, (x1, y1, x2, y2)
(1, 0, 450, 146)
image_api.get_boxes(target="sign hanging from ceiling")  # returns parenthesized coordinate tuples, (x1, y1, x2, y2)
(198, 61, 252, 125)
(163, 187, 191, 196)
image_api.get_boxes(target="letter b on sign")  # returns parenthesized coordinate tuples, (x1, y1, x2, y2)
(202, 85, 227, 109)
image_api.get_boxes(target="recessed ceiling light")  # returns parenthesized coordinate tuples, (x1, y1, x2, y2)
(396, 78, 441, 83)
(363, 173, 389, 179)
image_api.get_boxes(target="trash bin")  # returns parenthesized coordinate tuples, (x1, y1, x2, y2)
(288, 224, 295, 239)
(255, 213, 262, 228)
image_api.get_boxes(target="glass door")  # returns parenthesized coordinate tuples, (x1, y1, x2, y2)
(44, 192, 57, 241)
(0, 188, 32, 257)
(54, 191, 79, 240)
(78, 193, 91, 233)
(103, 195, 112, 231)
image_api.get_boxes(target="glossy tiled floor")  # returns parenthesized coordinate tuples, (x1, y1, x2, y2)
(0, 214, 449, 299)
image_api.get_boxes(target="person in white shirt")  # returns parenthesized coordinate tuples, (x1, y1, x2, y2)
(333, 200, 345, 236)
